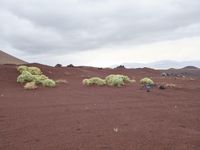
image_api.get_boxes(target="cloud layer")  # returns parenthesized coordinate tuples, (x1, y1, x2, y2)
(0, 0, 200, 66)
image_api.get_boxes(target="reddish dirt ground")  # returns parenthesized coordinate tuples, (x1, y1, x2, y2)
(0, 64, 200, 150)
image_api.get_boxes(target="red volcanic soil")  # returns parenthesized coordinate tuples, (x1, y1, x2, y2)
(0, 64, 200, 150)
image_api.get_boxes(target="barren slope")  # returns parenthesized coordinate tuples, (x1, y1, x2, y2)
(0, 50, 27, 65)
(0, 64, 200, 150)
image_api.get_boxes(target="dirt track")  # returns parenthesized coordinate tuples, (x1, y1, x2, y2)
(0, 64, 200, 150)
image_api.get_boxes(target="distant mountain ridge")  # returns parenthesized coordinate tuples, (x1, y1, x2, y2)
(120, 60, 200, 69)
(0, 50, 27, 65)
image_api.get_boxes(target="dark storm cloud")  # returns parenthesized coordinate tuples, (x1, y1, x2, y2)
(0, 0, 200, 55)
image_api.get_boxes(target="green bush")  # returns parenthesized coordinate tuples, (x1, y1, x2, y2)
(33, 75, 49, 85)
(17, 65, 28, 73)
(17, 65, 56, 89)
(105, 74, 132, 87)
(140, 77, 154, 86)
(82, 77, 106, 86)
(82, 79, 90, 86)
(17, 65, 42, 75)
(42, 79, 56, 87)
(27, 67, 42, 75)
(17, 71, 35, 83)
(109, 76, 124, 87)
(118, 75, 133, 83)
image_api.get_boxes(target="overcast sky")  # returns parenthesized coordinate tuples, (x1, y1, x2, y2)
(0, 0, 200, 67)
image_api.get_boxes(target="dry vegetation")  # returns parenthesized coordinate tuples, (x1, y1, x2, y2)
(17, 65, 56, 89)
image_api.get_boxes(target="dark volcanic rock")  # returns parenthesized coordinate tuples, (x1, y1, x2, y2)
(115, 65, 126, 69)
(161, 72, 168, 77)
(55, 64, 62, 67)
(67, 64, 75, 67)
(182, 66, 198, 69)
(158, 85, 166, 90)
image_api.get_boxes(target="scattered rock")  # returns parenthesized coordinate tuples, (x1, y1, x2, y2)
(55, 64, 62, 67)
(161, 72, 168, 77)
(165, 83, 176, 88)
(113, 128, 119, 132)
(158, 85, 166, 90)
(189, 77, 195, 81)
(115, 65, 126, 69)
(158, 83, 176, 89)
(67, 64, 75, 67)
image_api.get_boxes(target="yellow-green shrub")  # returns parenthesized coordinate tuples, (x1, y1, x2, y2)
(17, 66, 42, 75)
(17, 71, 35, 83)
(82, 79, 90, 86)
(105, 74, 132, 87)
(42, 79, 56, 87)
(17, 65, 56, 89)
(17, 65, 28, 73)
(140, 77, 154, 86)
(27, 67, 42, 75)
(108, 76, 124, 87)
(82, 77, 106, 86)
(33, 75, 49, 85)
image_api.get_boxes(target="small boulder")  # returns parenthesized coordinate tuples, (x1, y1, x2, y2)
(158, 85, 166, 90)
(67, 64, 75, 67)
(161, 72, 168, 77)
(115, 65, 126, 69)
(55, 64, 62, 67)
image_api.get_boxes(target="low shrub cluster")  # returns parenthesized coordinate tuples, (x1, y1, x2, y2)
(17, 65, 42, 75)
(140, 77, 154, 86)
(83, 74, 135, 87)
(17, 65, 56, 90)
(105, 74, 134, 87)
(17, 71, 35, 83)
(82, 77, 106, 86)
(41, 79, 56, 87)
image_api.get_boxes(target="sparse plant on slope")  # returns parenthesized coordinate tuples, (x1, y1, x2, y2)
(42, 79, 56, 87)
(17, 65, 56, 89)
(105, 74, 133, 87)
(119, 75, 134, 83)
(24, 82, 38, 90)
(17, 66, 42, 75)
(108, 76, 124, 87)
(140, 77, 154, 92)
(17, 71, 35, 83)
(140, 77, 154, 86)
(17, 65, 28, 73)
(33, 75, 49, 85)
(55, 79, 68, 84)
(82, 77, 106, 86)
(27, 67, 42, 75)
(82, 79, 90, 86)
